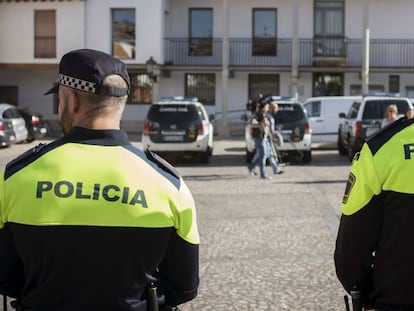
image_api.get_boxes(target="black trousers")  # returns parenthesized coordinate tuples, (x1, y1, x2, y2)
(375, 305, 414, 311)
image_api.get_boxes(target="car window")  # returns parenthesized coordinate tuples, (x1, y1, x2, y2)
(362, 99, 408, 119)
(196, 106, 206, 121)
(147, 104, 199, 122)
(3, 108, 22, 119)
(274, 104, 305, 123)
(347, 102, 360, 118)
(304, 101, 321, 117)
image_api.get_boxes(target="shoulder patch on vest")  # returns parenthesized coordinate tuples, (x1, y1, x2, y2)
(342, 172, 356, 204)
(6, 143, 47, 170)
(144, 150, 181, 179)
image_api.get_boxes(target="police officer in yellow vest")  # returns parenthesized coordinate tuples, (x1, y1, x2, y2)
(0, 49, 199, 311)
(335, 115, 414, 310)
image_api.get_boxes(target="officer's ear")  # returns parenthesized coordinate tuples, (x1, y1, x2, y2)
(66, 89, 81, 114)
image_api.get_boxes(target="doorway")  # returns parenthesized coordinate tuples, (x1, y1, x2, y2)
(312, 73, 343, 96)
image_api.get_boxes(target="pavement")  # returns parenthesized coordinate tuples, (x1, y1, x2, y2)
(172, 139, 350, 311)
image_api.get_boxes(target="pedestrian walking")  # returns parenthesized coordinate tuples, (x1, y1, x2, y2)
(247, 101, 272, 179)
(266, 101, 283, 174)
(334, 115, 414, 310)
(0, 49, 199, 311)
(249, 99, 283, 177)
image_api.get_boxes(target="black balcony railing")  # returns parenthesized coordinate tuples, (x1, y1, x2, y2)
(164, 37, 222, 66)
(347, 39, 414, 67)
(164, 37, 414, 68)
(313, 35, 347, 57)
(230, 38, 291, 66)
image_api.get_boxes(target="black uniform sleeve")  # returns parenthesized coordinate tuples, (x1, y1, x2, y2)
(0, 224, 25, 298)
(158, 231, 199, 306)
(334, 198, 382, 301)
(334, 144, 383, 304)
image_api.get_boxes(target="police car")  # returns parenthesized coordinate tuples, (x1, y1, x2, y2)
(244, 96, 312, 163)
(338, 93, 414, 161)
(141, 96, 214, 163)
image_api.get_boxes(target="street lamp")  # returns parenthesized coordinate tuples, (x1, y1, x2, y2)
(146, 56, 160, 83)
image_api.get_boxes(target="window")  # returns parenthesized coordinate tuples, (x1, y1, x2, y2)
(248, 74, 279, 99)
(314, 1, 345, 56)
(253, 9, 277, 56)
(405, 86, 414, 98)
(128, 73, 152, 104)
(306, 101, 321, 117)
(313, 73, 343, 96)
(112, 9, 136, 59)
(347, 102, 360, 118)
(185, 74, 215, 105)
(389, 75, 400, 93)
(0, 86, 18, 106)
(189, 8, 213, 56)
(350, 84, 384, 95)
(35, 10, 56, 58)
(363, 100, 409, 120)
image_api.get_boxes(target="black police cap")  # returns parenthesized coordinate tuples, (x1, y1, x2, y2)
(44, 49, 130, 97)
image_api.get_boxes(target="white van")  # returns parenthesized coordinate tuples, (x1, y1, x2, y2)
(303, 96, 359, 146)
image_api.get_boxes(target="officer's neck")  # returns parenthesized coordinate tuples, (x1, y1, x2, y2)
(72, 114, 121, 130)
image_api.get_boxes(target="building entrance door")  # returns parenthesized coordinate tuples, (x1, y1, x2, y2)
(312, 73, 343, 96)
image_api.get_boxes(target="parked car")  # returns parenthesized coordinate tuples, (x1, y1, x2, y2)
(0, 103, 28, 143)
(17, 107, 48, 142)
(338, 94, 413, 161)
(0, 119, 16, 147)
(141, 96, 214, 163)
(244, 96, 312, 163)
(303, 96, 359, 146)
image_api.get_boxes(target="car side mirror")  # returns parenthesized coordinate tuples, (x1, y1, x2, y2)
(241, 114, 248, 122)
(339, 112, 346, 118)
(209, 114, 215, 121)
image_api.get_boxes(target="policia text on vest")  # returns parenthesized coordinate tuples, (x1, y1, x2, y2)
(36, 180, 148, 208)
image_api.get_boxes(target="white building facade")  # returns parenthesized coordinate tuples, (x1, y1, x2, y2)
(1, 0, 414, 136)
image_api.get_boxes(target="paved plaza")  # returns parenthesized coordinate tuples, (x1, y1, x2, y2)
(174, 139, 350, 311)
(0, 138, 351, 311)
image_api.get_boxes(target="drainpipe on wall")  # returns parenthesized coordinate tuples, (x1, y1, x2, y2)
(83, 0, 87, 47)
(290, 0, 299, 100)
(362, 0, 370, 94)
(220, 0, 230, 138)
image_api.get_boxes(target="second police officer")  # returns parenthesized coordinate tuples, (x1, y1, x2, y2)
(335, 110, 414, 310)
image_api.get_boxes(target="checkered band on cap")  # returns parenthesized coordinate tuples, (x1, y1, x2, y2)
(58, 74, 96, 94)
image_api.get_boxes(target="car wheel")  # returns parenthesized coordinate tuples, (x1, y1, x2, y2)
(199, 150, 210, 164)
(347, 139, 355, 162)
(246, 149, 255, 163)
(26, 135, 35, 143)
(337, 135, 347, 156)
(302, 150, 312, 163)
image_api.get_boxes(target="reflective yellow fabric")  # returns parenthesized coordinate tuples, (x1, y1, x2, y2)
(341, 124, 414, 216)
(0, 143, 199, 244)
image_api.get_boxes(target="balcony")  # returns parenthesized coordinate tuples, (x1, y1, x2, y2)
(164, 37, 414, 69)
(312, 35, 346, 66)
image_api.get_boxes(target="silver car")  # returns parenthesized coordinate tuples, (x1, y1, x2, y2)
(0, 103, 28, 143)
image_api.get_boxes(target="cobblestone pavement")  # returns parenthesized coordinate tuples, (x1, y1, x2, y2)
(0, 138, 351, 311)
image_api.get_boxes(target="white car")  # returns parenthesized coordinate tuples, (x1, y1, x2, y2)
(141, 96, 214, 163)
(0, 103, 28, 143)
(338, 94, 413, 161)
(244, 97, 312, 163)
